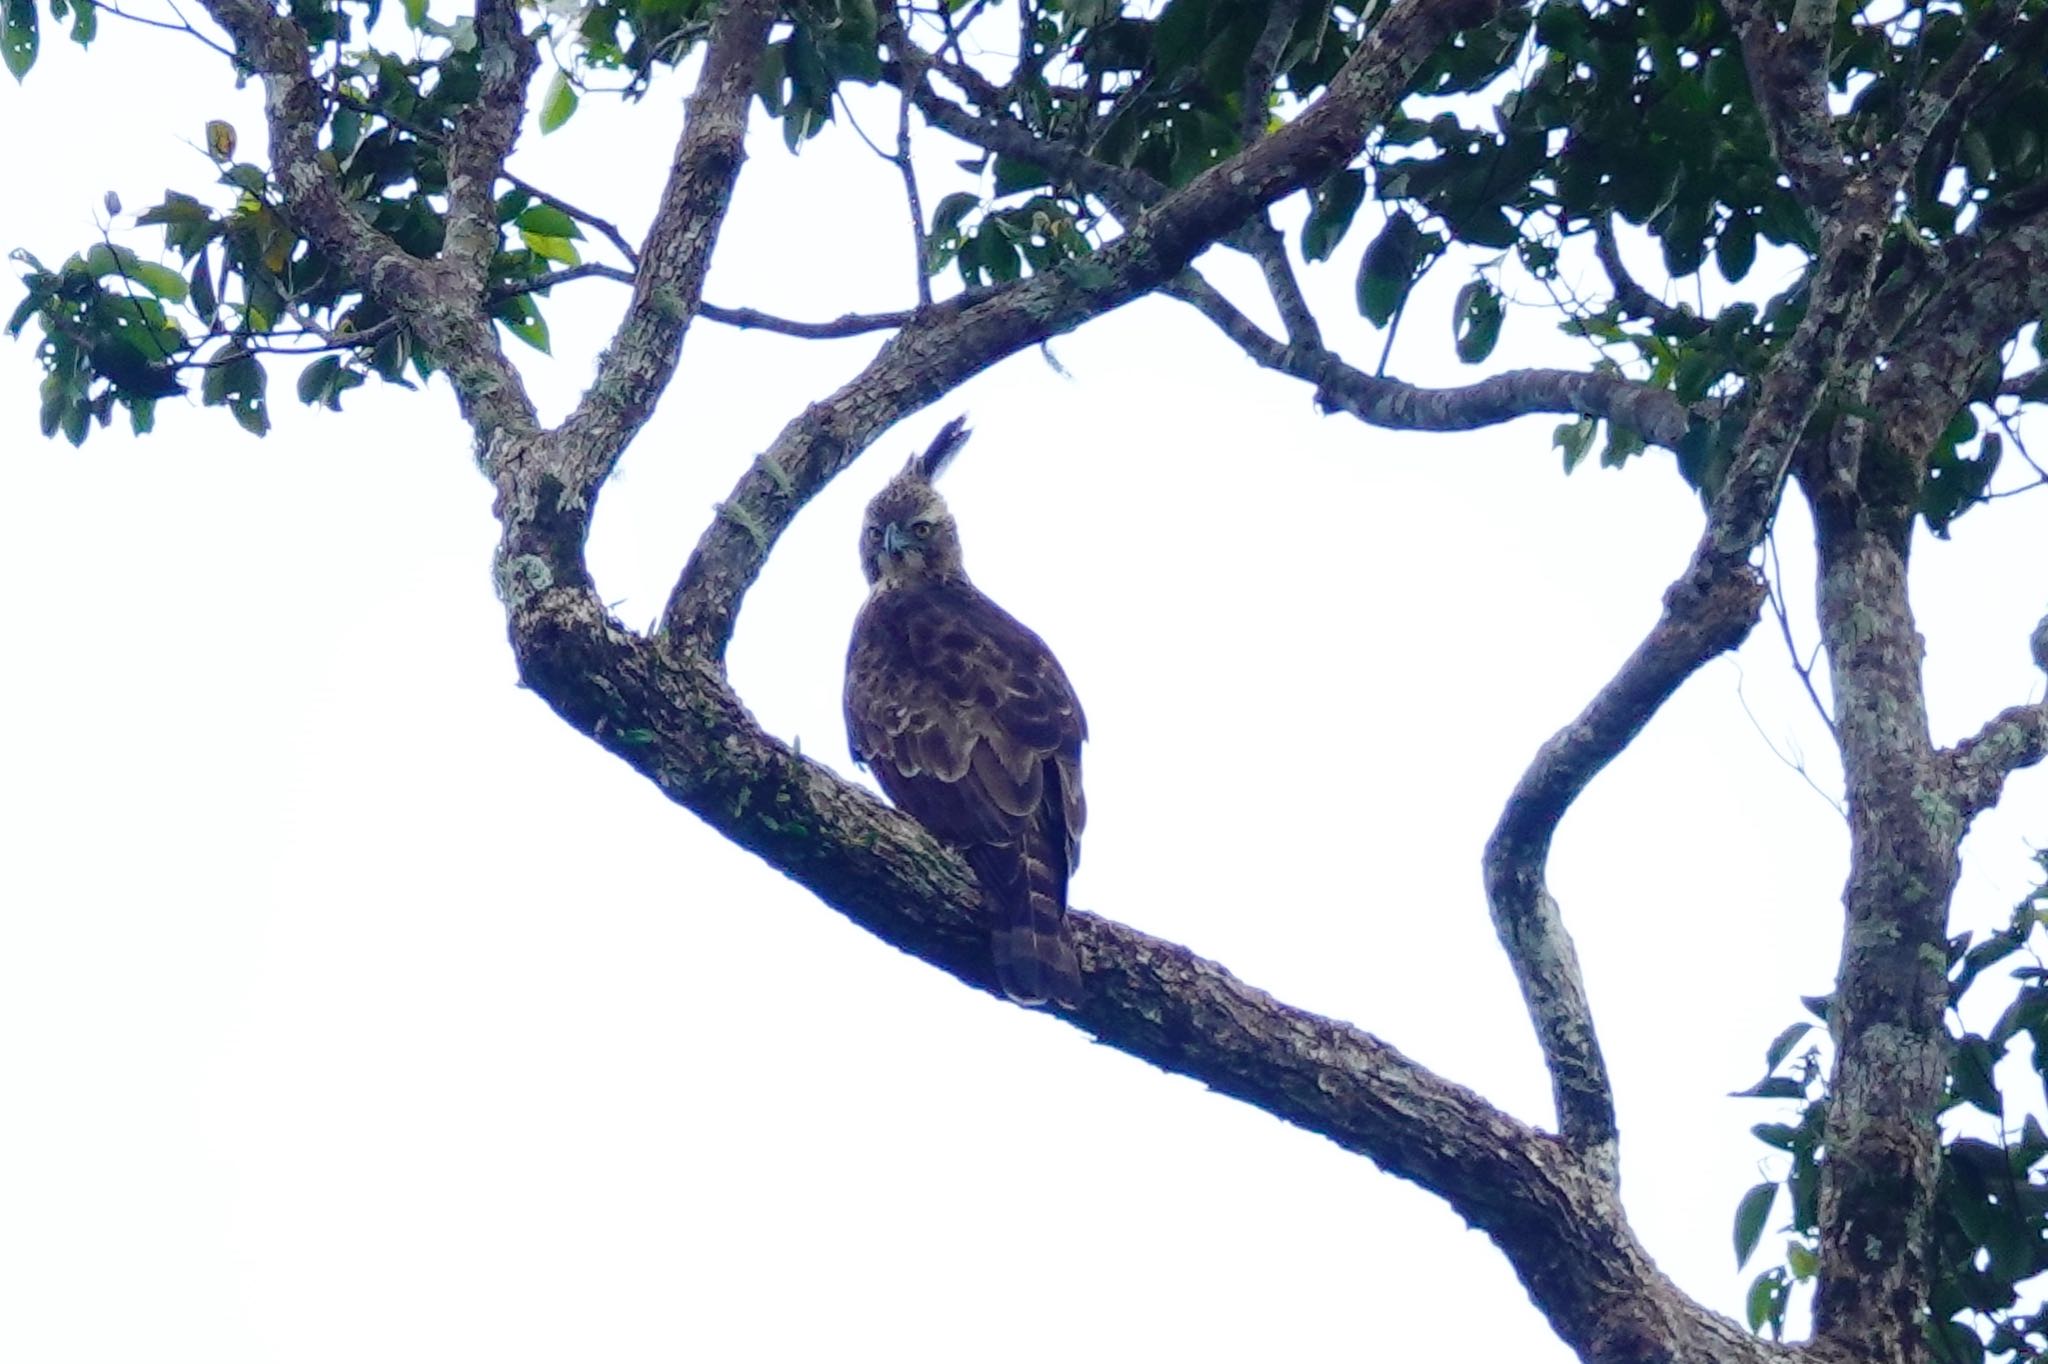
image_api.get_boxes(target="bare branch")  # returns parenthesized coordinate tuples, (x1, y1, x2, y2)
(1166, 272, 1688, 444)
(1239, 214, 1325, 351)
(2002, 363, 2048, 399)
(552, 0, 777, 499)
(698, 302, 917, 338)
(897, 86, 933, 309)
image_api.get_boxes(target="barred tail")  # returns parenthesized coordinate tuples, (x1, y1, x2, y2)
(971, 841, 1081, 1008)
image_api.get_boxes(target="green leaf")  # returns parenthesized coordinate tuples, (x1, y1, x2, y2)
(297, 354, 342, 406)
(1717, 212, 1758, 284)
(3, 0, 39, 79)
(519, 230, 581, 266)
(1452, 278, 1503, 363)
(1555, 416, 1596, 473)
(1764, 1022, 1813, 1072)
(128, 261, 188, 303)
(1301, 169, 1366, 263)
(1355, 210, 1425, 327)
(1785, 1242, 1818, 1280)
(191, 253, 217, 324)
(1734, 1181, 1775, 1268)
(1745, 1270, 1782, 1335)
(539, 69, 578, 134)
(514, 204, 583, 240)
(494, 295, 551, 354)
(401, 0, 427, 27)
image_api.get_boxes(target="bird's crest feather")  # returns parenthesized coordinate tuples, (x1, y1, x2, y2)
(908, 415, 972, 483)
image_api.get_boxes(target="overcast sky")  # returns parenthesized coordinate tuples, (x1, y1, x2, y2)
(3, 9, 2046, 1362)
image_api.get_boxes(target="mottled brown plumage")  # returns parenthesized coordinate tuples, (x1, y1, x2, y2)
(844, 418, 1086, 1006)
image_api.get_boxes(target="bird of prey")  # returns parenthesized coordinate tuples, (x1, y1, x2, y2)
(844, 417, 1086, 1007)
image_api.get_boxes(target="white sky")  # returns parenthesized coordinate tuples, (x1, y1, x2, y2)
(3, 11, 2045, 1363)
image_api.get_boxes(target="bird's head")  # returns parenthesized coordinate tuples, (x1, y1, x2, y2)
(860, 417, 971, 586)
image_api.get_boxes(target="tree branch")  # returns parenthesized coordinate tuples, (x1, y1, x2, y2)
(551, 0, 776, 502)
(1944, 610, 2048, 821)
(441, 0, 539, 282)
(496, 593, 1787, 1364)
(1166, 272, 1688, 444)
(1484, 557, 1765, 1169)
(1592, 216, 1707, 338)
(1238, 0, 1304, 146)
(1724, 0, 1849, 214)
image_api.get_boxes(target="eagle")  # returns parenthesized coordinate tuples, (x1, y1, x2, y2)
(843, 417, 1086, 1007)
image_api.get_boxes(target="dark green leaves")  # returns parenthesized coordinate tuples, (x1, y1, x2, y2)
(1356, 211, 1434, 328)
(1733, 1182, 1776, 1269)
(200, 341, 268, 435)
(3, 0, 37, 79)
(1301, 169, 1366, 263)
(1453, 279, 1503, 363)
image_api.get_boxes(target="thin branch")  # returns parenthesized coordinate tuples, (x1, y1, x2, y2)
(1239, 214, 1324, 351)
(898, 84, 933, 308)
(1165, 272, 1689, 445)
(697, 302, 916, 338)
(95, 0, 235, 58)
(1765, 529, 1835, 733)
(1592, 216, 1707, 338)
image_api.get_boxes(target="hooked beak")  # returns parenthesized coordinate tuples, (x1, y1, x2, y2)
(882, 522, 912, 556)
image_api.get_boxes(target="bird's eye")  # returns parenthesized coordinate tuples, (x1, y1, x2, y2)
(913, 520, 933, 539)
(864, 526, 882, 542)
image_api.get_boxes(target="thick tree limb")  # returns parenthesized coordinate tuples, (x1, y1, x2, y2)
(496, 584, 1786, 1364)
(441, 0, 539, 282)
(1166, 272, 1689, 443)
(1484, 558, 1765, 1168)
(1806, 511, 1958, 1364)
(553, 0, 776, 503)
(1724, 0, 1849, 214)
(1946, 702, 2048, 822)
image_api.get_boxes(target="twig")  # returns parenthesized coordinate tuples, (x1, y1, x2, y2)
(96, 0, 236, 60)
(1730, 659, 1847, 819)
(1593, 216, 1707, 338)
(1765, 529, 1835, 733)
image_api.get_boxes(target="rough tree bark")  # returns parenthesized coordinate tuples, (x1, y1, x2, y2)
(134, 0, 2048, 1359)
